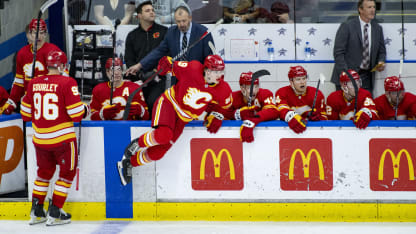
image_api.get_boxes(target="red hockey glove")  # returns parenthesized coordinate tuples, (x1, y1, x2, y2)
(205, 111, 224, 133)
(0, 99, 16, 115)
(235, 105, 256, 120)
(240, 117, 261, 143)
(157, 56, 173, 76)
(100, 103, 121, 120)
(308, 111, 326, 121)
(128, 102, 145, 120)
(354, 108, 372, 129)
(285, 111, 307, 134)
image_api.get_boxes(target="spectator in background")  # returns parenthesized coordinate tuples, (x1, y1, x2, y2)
(269, 1, 292, 23)
(125, 6, 214, 80)
(137, 0, 190, 25)
(331, 0, 386, 95)
(223, 0, 259, 23)
(94, 0, 136, 26)
(125, 1, 167, 117)
(90, 58, 149, 120)
(374, 76, 416, 120)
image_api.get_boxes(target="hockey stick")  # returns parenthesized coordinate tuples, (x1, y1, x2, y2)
(396, 2, 405, 120)
(123, 19, 224, 120)
(110, 19, 121, 105)
(208, 41, 216, 54)
(248, 69, 270, 107)
(343, 69, 359, 116)
(307, 73, 326, 118)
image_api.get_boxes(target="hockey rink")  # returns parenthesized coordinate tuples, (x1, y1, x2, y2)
(1, 221, 416, 234)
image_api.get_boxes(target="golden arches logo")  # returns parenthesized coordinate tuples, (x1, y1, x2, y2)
(199, 148, 235, 180)
(378, 149, 415, 181)
(288, 149, 324, 180)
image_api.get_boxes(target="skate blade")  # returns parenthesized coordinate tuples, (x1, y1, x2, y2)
(29, 216, 46, 225)
(117, 161, 128, 186)
(46, 217, 71, 226)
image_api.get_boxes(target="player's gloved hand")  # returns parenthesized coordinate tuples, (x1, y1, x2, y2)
(285, 111, 307, 134)
(1, 99, 16, 115)
(354, 108, 372, 129)
(308, 111, 326, 121)
(83, 103, 90, 119)
(235, 105, 256, 120)
(100, 103, 121, 120)
(157, 56, 173, 76)
(204, 111, 224, 133)
(128, 102, 145, 120)
(240, 117, 261, 143)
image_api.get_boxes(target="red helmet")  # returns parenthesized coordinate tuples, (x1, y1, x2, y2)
(29, 19, 47, 32)
(46, 51, 67, 68)
(105, 57, 123, 69)
(384, 76, 404, 91)
(204, 55, 225, 71)
(288, 66, 307, 79)
(339, 69, 360, 83)
(239, 72, 259, 86)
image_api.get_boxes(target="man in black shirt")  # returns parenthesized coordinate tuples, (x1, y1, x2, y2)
(124, 1, 167, 117)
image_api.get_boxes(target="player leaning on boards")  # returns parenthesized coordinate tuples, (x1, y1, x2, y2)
(117, 55, 233, 186)
(224, 71, 279, 143)
(326, 69, 379, 129)
(275, 66, 327, 134)
(20, 51, 87, 226)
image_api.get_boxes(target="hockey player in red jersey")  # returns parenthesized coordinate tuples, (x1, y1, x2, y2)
(227, 71, 279, 143)
(374, 76, 416, 120)
(275, 66, 327, 134)
(117, 55, 233, 186)
(1, 19, 64, 115)
(20, 51, 85, 226)
(326, 69, 379, 129)
(89, 57, 149, 120)
(0, 86, 8, 107)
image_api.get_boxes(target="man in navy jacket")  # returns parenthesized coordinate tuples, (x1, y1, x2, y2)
(125, 6, 214, 76)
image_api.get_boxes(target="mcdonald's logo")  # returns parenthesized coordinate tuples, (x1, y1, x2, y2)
(0, 126, 24, 182)
(190, 138, 243, 190)
(280, 138, 333, 191)
(369, 139, 416, 191)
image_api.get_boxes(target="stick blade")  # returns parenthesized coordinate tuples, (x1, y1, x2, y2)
(40, 0, 58, 13)
(319, 73, 326, 85)
(252, 69, 271, 80)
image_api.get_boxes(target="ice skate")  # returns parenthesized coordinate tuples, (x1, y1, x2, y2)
(46, 203, 71, 226)
(29, 198, 46, 225)
(117, 155, 132, 186)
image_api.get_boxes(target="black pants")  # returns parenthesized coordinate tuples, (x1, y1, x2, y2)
(358, 69, 373, 95)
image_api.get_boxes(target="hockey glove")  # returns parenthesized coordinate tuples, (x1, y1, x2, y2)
(83, 103, 90, 119)
(354, 108, 372, 129)
(285, 111, 307, 134)
(240, 117, 261, 143)
(234, 105, 256, 120)
(100, 103, 121, 120)
(1, 99, 16, 115)
(128, 102, 145, 120)
(157, 56, 173, 76)
(308, 111, 326, 121)
(205, 111, 224, 133)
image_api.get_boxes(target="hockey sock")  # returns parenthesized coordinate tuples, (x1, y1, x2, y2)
(32, 177, 50, 204)
(137, 126, 173, 147)
(131, 148, 152, 167)
(51, 178, 72, 208)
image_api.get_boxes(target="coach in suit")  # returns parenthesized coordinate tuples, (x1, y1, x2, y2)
(331, 0, 386, 94)
(126, 5, 214, 76)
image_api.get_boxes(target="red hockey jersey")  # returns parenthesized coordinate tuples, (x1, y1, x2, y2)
(374, 92, 416, 120)
(90, 81, 149, 120)
(10, 43, 62, 104)
(326, 89, 378, 120)
(163, 60, 233, 122)
(0, 86, 8, 107)
(230, 88, 279, 121)
(20, 74, 85, 148)
(275, 85, 327, 120)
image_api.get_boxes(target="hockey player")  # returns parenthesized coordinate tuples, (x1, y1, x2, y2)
(0, 86, 8, 107)
(20, 51, 86, 226)
(275, 65, 327, 134)
(117, 54, 233, 186)
(374, 76, 416, 120)
(89, 57, 149, 120)
(326, 69, 379, 129)
(227, 71, 279, 143)
(1, 19, 64, 115)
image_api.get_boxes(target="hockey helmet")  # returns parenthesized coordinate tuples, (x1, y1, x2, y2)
(288, 66, 307, 80)
(384, 76, 404, 91)
(105, 57, 123, 69)
(46, 51, 68, 68)
(29, 19, 47, 32)
(204, 55, 225, 71)
(239, 72, 259, 86)
(339, 69, 360, 83)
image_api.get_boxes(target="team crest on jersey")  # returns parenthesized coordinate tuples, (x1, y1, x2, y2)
(177, 61, 188, 67)
(153, 32, 160, 38)
(183, 87, 212, 109)
(23, 61, 45, 77)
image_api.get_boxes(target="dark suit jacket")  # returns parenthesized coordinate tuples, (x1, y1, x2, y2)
(331, 16, 386, 86)
(140, 22, 214, 72)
